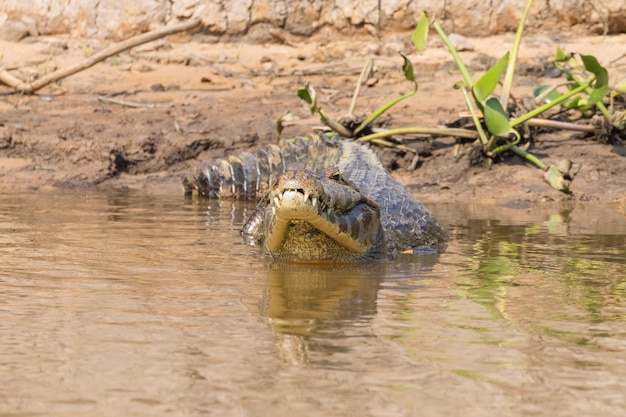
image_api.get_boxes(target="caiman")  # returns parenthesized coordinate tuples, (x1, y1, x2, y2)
(183, 134, 447, 262)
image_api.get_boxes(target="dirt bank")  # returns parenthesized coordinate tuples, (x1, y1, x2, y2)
(0, 32, 625, 206)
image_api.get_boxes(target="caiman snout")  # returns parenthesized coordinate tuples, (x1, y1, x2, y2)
(263, 169, 384, 261)
(270, 170, 326, 218)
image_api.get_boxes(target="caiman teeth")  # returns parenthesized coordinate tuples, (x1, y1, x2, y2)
(274, 196, 281, 208)
(311, 196, 318, 207)
(303, 192, 310, 202)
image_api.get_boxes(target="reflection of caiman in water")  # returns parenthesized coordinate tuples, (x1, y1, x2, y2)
(261, 258, 439, 364)
(183, 134, 447, 262)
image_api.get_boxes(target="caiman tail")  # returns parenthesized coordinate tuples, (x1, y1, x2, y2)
(183, 135, 341, 200)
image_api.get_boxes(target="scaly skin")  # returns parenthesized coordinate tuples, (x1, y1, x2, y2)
(183, 134, 447, 261)
(246, 168, 386, 262)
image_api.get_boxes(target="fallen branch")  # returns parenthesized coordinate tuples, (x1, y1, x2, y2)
(525, 117, 596, 132)
(0, 19, 202, 94)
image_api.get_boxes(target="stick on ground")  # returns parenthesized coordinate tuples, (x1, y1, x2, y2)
(0, 19, 202, 94)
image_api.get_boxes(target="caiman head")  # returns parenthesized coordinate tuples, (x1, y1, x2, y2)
(255, 168, 385, 262)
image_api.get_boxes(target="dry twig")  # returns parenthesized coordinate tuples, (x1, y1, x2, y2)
(0, 19, 202, 94)
(98, 95, 155, 108)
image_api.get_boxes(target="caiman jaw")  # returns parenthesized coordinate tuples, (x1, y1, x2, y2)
(264, 169, 382, 260)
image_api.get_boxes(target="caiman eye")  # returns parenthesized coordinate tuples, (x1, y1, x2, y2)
(327, 168, 345, 182)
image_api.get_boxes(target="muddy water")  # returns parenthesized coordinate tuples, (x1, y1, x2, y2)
(1, 190, 625, 417)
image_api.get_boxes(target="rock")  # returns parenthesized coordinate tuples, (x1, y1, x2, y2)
(0, 14, 29, 41)
(284, 1, 323, 36)
(447, 33, 474, 51)
(590, 0, 626, 34)
(0, 0, 623, 40)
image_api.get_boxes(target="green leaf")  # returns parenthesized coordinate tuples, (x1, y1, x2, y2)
(297, 88, 311, 104)
(558, 65, 577, 85)
(543, 164, 570, 192)
(533, 85, 563, 104)
(411, 12, 429, 52)
(564, 95, 581, 109)
(473, 52, 509, 102)
(297, 82, 317, 113)
(400, 52, 415, 82)
(554, 47, 568, 62)
(580, 54, 609, 103)
(483, 97, 513, 137)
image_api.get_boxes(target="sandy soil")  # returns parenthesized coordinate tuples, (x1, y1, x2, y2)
(0, 31, 624, 206)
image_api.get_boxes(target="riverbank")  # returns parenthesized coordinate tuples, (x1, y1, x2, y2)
(0, 32, 624, 205)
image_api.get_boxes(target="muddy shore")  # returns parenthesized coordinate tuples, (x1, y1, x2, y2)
(0, 32, 624, 207)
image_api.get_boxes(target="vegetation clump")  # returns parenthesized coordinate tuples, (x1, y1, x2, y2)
(290, 0, 625, 193)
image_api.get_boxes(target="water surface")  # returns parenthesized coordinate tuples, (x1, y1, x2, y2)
(1, 191, 625, 416)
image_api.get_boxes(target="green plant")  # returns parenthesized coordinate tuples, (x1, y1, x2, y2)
(291, 0, 620, 193)
(295, 51, 476, 152)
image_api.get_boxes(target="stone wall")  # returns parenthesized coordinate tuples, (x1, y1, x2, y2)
(0, 0, 624, 41)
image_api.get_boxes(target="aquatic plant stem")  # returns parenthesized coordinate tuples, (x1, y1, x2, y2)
(353, 85, 418, 136)
(510, 145, 548, 170)
(460, 85, 490, 145)
(358, 126, 478, 143)
(318, 109, 353, 137)
(348, 59, 374, 116)
(510, 81, 591, 127)
(353, 53, 418, 136)
(433, 22, 473, 88)
(500, 0, 535, 105)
